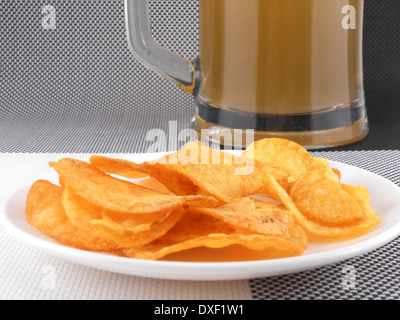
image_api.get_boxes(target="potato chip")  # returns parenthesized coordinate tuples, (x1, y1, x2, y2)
(49, 158, 218, 215)
(139, 142, 289, 204)
(290, 158, 364, 227)
(332, 168, 342, 181)
(187, 197, 307, 249)
(262, 170, 380, 237)
(340, 184, 381, 231)
(62, 186, 184, 247)
(92, 214, 154, 234)
(90, 142, 289, 203)
(25, 180, 119, 251)
(100, 209, 168, 229)
(123, 211, 306, 260)
(90, 155, 149, 179)
(90, 207, 171, 235)
(242, 138, 312, 181)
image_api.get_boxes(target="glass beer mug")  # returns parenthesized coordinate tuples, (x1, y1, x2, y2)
(125, 0, 368, 149)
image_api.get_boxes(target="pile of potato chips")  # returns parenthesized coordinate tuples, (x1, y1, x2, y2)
(25, 138, 381, 261)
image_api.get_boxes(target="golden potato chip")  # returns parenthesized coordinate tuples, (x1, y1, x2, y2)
(187, 197, 307, 250)
(100, 209, 168, 229)
(139, 142, 289, 204)
(340, 184, 381, 231)
(332, 168, 342, 180)
(92, 214, 154, 234)
(90, 155, 149, 179)
(90, 207, 172, 235)
(49, 158, 217, 215)
(242, 138, 312, 181)
(262, 170, 380, 237)
(25, 180, 119, 251)
(62, 186, 184, 247)
(124, 209, 306, 260)
(290, 158, 364, 227)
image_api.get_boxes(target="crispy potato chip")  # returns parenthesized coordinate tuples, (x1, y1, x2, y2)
(90, 155, 149, 179)
(92, 214, 154, 234)
(49, 158, 218, 214)
(139, 142, 289, 204)
(101, 209, 168, 228)
(62, 186, 184, 247)
(90, 207, 171, 235)
(123, 211, 306, 260)
(90, 142, 290, 202)
(332, 168, 342, 180)
(262, 170, 380, 237)
(242, 138, 312, 181)
(340, 184, 381, 230)
(25, 180, 119, 251)
(290, 158, 364, 227)
(187, 197, 307, 250)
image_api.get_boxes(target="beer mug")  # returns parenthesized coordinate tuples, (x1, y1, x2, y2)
(125, 0, 368, 149)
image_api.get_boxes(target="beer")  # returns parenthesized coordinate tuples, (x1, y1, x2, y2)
(125, 0, 368, 148)
(198, 0, 364, 115)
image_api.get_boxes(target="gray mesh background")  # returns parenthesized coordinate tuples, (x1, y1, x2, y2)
(1, 0, 198, 153)
(1, 0, 399, 300)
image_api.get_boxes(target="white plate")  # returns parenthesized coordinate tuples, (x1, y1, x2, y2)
(1, 153, 400, 281)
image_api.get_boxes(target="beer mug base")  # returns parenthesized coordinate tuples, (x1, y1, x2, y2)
(192, 99, 369, 150)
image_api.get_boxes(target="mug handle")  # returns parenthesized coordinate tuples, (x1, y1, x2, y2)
(124, 0, 198, 94)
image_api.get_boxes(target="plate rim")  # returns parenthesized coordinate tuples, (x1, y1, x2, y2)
(1, 156, 400, 280)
